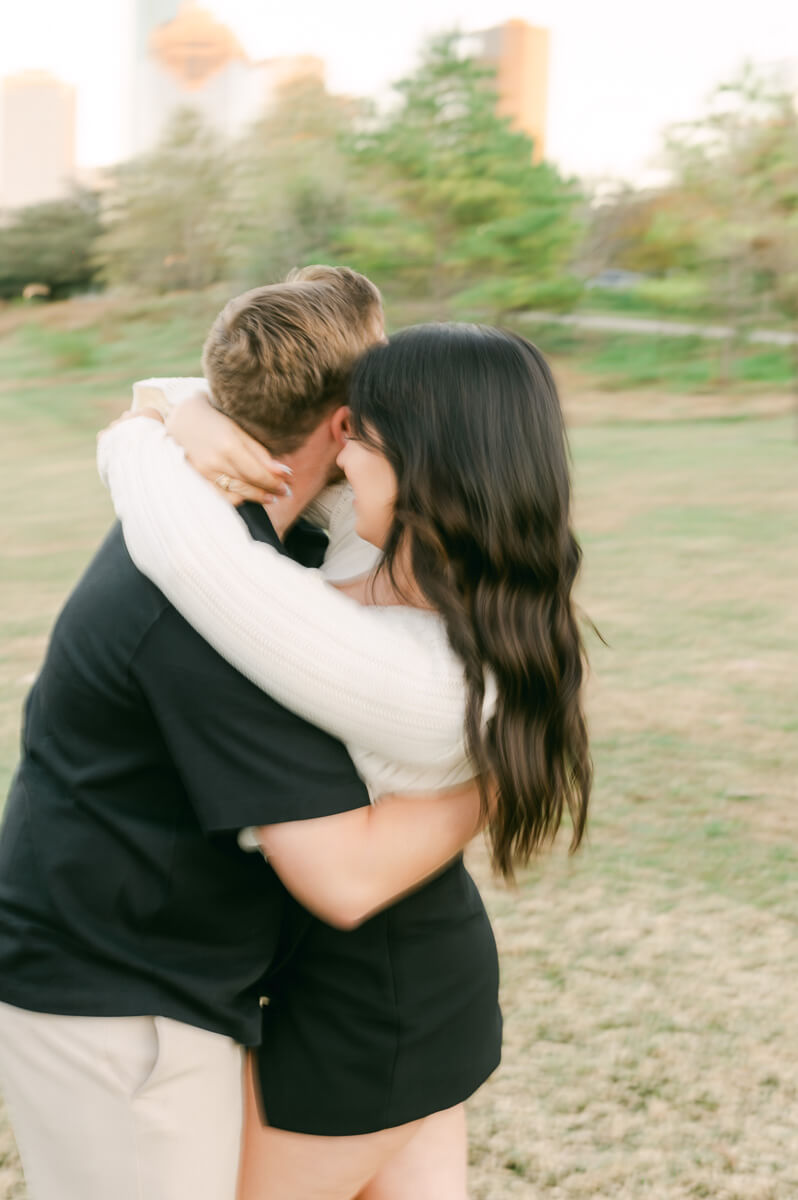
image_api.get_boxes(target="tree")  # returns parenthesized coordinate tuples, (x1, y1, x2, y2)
(661, 65, 791, 383)
(581, 184, 706, 280)
(742, 94, 798, 417)
(344, 33, 584, 317)
(0, 189, 102, 299)
(97, 109, 234, 292)
(228, 76, 359, 286)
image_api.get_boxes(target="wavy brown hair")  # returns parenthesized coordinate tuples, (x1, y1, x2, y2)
(348, 324, 591, 878)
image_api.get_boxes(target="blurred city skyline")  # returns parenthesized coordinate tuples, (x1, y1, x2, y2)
(1, 0, 797, 183)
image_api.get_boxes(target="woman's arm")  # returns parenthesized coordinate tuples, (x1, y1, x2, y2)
(133, 384, 377, 576)
(98, 418, 467, 766)
(259, 779, 483, 929)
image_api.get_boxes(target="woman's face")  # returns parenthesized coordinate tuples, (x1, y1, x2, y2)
(336, 427, 397, 549)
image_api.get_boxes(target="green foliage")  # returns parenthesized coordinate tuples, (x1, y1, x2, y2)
(343, 33, 584, 315)
(632, 206, 704, 275)
(582, 65, 798, 392)
(454, 272, 583, 320)
(741, 100, 798, 368)
(578, 331, 792, 392)
(334, 203, 435, 282)
(583, 334, 713, 391)
(734, 347, 794, 384)
(0, 190, 102, 299)
(661, 67, 798, 385)
(96, 109, 234, 292)
(634, 275, 710, 316)
(228, 77, 359, 286)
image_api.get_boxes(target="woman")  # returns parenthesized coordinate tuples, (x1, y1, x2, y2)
(99, 324, 592, 1199)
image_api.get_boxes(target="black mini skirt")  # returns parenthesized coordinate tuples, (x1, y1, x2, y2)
(256, 857, 502, 1136)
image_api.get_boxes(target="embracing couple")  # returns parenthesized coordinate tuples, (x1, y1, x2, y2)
(0, 265, 591, 1200)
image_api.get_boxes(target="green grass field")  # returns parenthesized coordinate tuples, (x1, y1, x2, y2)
(1, 296, 797, 1198)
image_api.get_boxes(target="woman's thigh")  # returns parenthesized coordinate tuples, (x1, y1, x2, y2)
(237, 1055, 420, 1200)
(355, 1104, 467, 1200)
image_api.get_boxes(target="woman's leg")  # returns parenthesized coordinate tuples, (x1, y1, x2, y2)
(355, 1104, 467, 1200)
(237, 1055, 421, 1200)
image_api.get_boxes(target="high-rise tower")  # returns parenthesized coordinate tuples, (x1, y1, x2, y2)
(0, 71, 76, 210)
(477, 19, 550, 163)
(129, 0, 323, 156)
(130, 0, 248, 154)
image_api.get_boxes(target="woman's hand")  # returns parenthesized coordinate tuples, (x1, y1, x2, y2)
(165, 393, 293, 506)
(102, 405, 165, 430)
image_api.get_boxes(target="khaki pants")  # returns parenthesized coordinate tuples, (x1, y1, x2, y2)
(0, 1000, 244, 1200)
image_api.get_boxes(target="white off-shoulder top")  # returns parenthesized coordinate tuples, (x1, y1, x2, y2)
(98, 387, 485, 800)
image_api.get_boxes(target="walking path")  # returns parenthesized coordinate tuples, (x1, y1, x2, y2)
(522, 310, 798, 346)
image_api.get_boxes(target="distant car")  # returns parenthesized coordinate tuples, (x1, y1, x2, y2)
(586, 270, 646, 291)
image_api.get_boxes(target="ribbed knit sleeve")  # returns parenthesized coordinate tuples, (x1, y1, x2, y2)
(98, 418, 468, 767)
(130, 377, 380, 583)
(304, 481, 382, 582)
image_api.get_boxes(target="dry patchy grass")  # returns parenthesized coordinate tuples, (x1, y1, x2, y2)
(462, 410, 798, 1198)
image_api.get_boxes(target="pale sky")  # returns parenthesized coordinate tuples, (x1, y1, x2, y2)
(1, 0, 797, 182)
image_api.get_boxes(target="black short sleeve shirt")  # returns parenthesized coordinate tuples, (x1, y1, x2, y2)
(0, 505, 369, 1045)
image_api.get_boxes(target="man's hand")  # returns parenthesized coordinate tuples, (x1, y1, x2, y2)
(166, 393, 292, 507)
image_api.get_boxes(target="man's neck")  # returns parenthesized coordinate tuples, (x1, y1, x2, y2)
(266, 492, 311, 542)
(261, 452, 331, 542)
(249, 416, 342, 541)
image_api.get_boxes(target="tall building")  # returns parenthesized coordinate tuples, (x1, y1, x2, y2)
(129, 0, 324, 157)
(0, 71, 76, 210)
(476, 19, 550, 163)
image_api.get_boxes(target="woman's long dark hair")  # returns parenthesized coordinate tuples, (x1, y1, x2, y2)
(348, 324, 591, 878)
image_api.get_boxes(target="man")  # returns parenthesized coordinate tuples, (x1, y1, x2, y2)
(0, 267, 479, 1200)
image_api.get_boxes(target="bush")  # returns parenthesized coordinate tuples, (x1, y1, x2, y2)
(634, 275, 709, 317)
(0, 190, 103, 300)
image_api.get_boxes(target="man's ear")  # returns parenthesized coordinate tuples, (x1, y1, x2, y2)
(329, 405, 350, 450)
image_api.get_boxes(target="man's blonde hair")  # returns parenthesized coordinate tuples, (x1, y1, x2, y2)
(201, 265, 383, 452)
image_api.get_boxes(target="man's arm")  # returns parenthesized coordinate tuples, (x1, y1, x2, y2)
(131, 604, 371, 834)
(258, 781, 484, 930)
